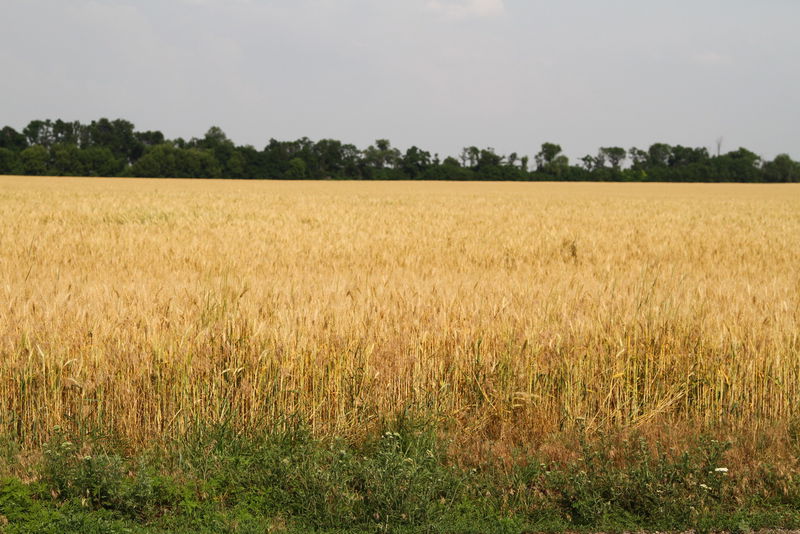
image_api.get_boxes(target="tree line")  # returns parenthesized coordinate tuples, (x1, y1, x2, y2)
(1, 118, 798, 182)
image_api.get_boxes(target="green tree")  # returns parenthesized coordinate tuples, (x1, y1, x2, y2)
(0, 147, 19, 174)
(80, 146, 123, 176)
(285, 157, 307, 179)
(180, 148, 222, 178)
(425, 156, 473, 180)
(762, 154, 799, 183)
(628, 147, 648, 169)
(128, 144, 176, 177)
(51, 144, 85, 176)
(86, 118, 142, 164)
(135, 130, 165, 147)
(720, 147, 761, 181)
(534, 143, 569, 176)
(647, 143, 672, 167)
(364, 139, 400, 171)
(226, 150, 247, 178)
(0, 126, 27, 151)
(669, 145, 709, 167)
(19, 145, 50, 175)
(341, 144, 361, 178)
(52, 119, 82, 146)
(599, 147, 626, 170)
(401, 146, 432, 178)
(461, 146, 480, 168)
(199, 126, 244, 177)
(535, 142, 562, 170)
(313, 139, 346, 178)
(23, 119, 54, 147)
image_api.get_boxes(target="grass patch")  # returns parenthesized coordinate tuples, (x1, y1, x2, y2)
(2, 418, 800, 533)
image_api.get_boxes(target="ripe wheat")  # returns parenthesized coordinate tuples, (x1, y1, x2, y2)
(1, 176, 798, 449)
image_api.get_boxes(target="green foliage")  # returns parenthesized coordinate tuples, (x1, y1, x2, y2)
(0, 126, 27, 152)
(763, 153, 800, 182)
(4, 421, 800, 533)
(540, 436, 733, 530)
(128, 144, 222, 178)
(80, 146, 124, 177)
(599, 146, 627, 170)
(286, 157, 307, 179)
(51, 144, 86, 176)
(2, 117, 798, 181)
(0, 147, 19, 174)
(19, 145, 50, 175)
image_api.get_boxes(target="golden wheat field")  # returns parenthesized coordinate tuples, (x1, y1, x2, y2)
(1, 176, 799, 451)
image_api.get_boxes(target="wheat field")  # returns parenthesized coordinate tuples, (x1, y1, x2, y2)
(1, 176, 799, 450)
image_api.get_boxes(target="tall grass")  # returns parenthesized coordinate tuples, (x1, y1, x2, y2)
(0, 177, 799, 452)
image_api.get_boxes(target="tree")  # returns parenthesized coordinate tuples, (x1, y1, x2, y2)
(599, 147, 626, 170)
(363, 139, 400, 176)
(426, 156, 473, 180)
(51, 144, 85, 176)
(535, 142, 563, 171)
(202, 126, 229, 147)
(593, 152, 606, 169)
(647, 143, 672, 167)
(401, 146, 432, 179)
(19, 145, 50, 175)
(128, 144, 221, 178)
(762, 154, 800, 183)
(23, 120, 54, 148)
(314, 139, 345, 178)
(0, 148, 19, 174)
(669, 145, 709, 168)
(2, 116, 792, 183)
(461, 146, 480, 169)
(628, 147, 648, 169)
(442, 156, 461, 167)
(340, 144, 361, 178)
(285, 157, 307, 179)
(199, 126, 241, 177)
(534, 143, 569, 177)
(52, 119, 82, 146)
(80, 146, 123, 177)
(86, 118, 142, 164)
(713, 148, 761, 182)
(548, 155, 570, 177)
(136, 130, 165, 147)
(0, 126, 28, 151)
(127, 144, 175, 177)
(235, 145, 265, 179)
(476, 148, 503, 176)
(226, 150, 247, 178)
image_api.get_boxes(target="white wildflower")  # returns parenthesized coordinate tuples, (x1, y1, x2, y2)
(714, 467, 729, 473)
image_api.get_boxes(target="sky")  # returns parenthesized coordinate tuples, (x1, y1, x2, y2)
(2, 0, 799, 161)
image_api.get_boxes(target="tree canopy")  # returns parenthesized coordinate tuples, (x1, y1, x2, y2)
(0, 118, 797, 182)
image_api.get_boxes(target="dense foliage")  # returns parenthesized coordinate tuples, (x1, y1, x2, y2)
(1, 118, 799, 181)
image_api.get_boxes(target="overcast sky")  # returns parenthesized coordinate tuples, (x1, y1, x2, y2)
(2, 0, 799, 161)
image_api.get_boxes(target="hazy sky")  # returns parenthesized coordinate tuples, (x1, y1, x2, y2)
(2, 0, 799, 161)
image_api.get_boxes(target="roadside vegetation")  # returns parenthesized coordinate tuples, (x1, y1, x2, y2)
(3, 416, 800, 533)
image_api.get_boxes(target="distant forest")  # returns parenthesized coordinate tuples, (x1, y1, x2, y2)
(1, 118, 798, 182)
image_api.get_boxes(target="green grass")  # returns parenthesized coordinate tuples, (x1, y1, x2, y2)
(2, 417, 800, 533)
